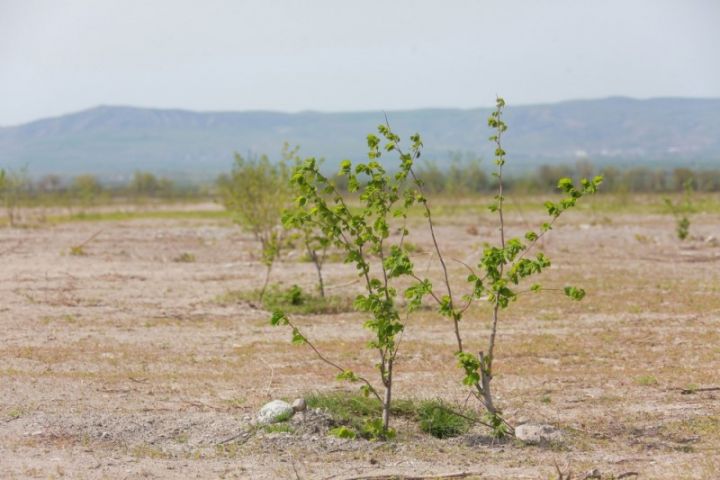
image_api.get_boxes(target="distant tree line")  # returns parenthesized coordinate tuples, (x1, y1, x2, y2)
(2, 160, 719, 219)
(0, 169, 208, 214)
(409, 159, 720, 194)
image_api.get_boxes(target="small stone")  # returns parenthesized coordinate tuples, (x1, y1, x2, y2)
(583, 468, 601, 479)
(514, 423, 564, 445)
(257, 400, 294, 425)
(292, 398, 307, 412)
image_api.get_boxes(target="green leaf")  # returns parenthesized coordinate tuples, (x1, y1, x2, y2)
(336, 370, 359, 382)
(564, 286, 586, 301)
(270, 311, 288, 326)
(291, 327, 306, 345)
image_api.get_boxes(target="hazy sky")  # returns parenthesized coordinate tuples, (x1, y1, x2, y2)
(1, 0, 719, 126)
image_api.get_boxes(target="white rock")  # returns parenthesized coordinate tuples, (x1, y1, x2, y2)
(257, 400, 294, 424)
(292, 398, 307, 412)
(515, 423, 564, 445)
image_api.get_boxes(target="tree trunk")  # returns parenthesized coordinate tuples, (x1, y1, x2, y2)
(382, 360, 393, 433)
(259, 263, 273, 302)
(314, 259, 325, 298)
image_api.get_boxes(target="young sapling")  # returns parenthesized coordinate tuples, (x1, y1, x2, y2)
(271, 129, 424, 438)
(404, 97, 602, 437)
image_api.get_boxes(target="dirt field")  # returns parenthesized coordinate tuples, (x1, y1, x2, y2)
(1, 199, 720, 479)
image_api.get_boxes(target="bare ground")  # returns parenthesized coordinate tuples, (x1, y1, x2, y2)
(1, 201, 720, 479)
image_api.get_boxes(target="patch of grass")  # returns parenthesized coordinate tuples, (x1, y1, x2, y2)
(69, 245, 86, 256)
(417, 400, 476, 439)
(307, 391, 402, 439)
(683, 383, 700, 394)
(307, 391, 473, 440)
(129, 443, 170, 459)
(173, 252, 196, 263)
(264, 423, 295, 434)
(7, 407, 24, 420)
(273, 410, 294, 423)
(634, 234, 653, 244)
(664, 415, 720, 440)
(636, 374, 659, 386)
(223, 397, 245, 409)
(329, 426, 357, 439)
(216, 284, 354, 315)
(402, 241, 423, 253)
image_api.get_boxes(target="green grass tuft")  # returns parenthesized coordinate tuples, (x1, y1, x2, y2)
(417, 400, 476, 439)
(263, 423, 295, 434)
(636, 374, 659, 386)
(173, 252, 196, 263)
(216, 284, 354, 315)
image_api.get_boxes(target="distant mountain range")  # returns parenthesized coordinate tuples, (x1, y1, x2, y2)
(1, 97, 719, 181)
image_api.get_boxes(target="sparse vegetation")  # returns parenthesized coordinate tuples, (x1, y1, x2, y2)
(636, 374, 659, 386)
(664, 179, 694, 240)
(173, 252, 196, 263)
(416, 400, 476, 439)
(218, 152, 294, 300)
(3, 101, 719, 480)
(217, 284, 354, 315)
(307, 391, 471, 440)
(0, 167, 29, 226)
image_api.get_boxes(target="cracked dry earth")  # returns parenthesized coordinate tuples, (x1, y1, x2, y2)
(1, 201, 720, 479)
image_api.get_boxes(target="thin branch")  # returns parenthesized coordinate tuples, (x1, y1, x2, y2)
(217, 428, 255, 445)
(73, 229, 104, 250)
(329, 472, 482, 480)
(284, 317, 382, 403)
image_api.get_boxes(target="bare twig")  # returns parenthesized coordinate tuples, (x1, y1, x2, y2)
(184, 400, 225, 411)
(677, 386, 720, 394)
(617, 472, 639, 479)
(328, 471, 481, 480)
(284, 316, 382, 403)
(324, 278, 360, 291)
(291, 460, 302, 480)
(73, 229, 104, 250)
(554, 460, 573, 480)
(217, 428, 255, 445)
(263, 362, 275, 397)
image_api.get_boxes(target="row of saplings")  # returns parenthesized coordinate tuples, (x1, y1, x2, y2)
(220, 98, 603, 440)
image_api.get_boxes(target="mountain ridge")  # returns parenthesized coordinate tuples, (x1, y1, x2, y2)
(2, 97, 719, 180)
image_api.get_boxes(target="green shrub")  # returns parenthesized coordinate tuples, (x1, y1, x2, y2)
(218, 153, 294, 300)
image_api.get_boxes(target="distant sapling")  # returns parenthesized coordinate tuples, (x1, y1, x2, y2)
(218, 153, 292, 300)
(664, 179, 694, 240)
